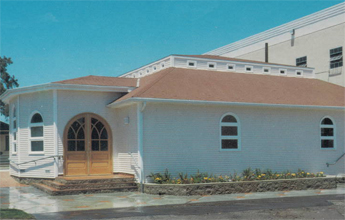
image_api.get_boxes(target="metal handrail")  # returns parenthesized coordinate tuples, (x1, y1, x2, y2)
(9, 155, 63, 167)
(326, 153, 345, 167)
(128, 152, 140, 169)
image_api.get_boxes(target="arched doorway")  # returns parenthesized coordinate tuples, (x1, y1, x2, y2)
(63, 113, 112, 176)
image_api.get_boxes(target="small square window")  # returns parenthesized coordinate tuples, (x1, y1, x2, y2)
(296, 56, 307, 67)
(187, 60, 196, 67)
(296, 70, 303, 76)
(245, 66, 253, 72)
(279, 69, 287, 75)
(207, 62, 216, 69)
(263, 67, 270, 74)
(227, 64, 235, 71)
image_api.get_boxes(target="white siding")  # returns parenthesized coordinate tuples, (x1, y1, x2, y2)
(113, 104, 139, 176)
(56, 90, 138, 176)
(143, 103, 345, 179)
(11, 91, 55, 178)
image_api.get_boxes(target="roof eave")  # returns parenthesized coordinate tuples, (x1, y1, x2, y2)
(107, 97, 345, 110)
(0, 83, 136, 104)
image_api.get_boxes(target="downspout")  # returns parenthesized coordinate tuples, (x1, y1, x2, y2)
(137, 101, 146, 192)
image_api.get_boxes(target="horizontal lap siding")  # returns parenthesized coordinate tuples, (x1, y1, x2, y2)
(114, 105, 138, 177)
(56, 91, 123, 175)
(143, 103, 345, 178)
(16, 91, 55, 178)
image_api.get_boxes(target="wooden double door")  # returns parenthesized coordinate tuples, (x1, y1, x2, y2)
(64, 113, 112, 176)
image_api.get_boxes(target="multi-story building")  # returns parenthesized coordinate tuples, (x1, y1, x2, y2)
(206, 2, 345, 87)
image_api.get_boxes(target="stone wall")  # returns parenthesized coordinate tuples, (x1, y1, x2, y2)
(144, 178, 337, 196)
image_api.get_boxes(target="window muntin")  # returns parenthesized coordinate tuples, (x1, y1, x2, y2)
(29, 113, 44, 153)
(320, 117, 335, 149)
(220, 114, 240, 150)
(330, 47, 343, 69)
(12, 107, 17, 154)
(296, 56, 307, 67)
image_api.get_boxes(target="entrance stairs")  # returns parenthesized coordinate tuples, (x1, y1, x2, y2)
(33, 174, 138, 196)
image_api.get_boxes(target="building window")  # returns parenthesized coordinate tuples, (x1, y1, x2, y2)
(220, 114, 240, 150)
(245, 66, 253, 72)
(12, 107, 17, 154)
(161, 62, 165, 68)
(5, 135, 9, 151)
(279, 69, 287, 75)
(330, 47, 343, 69)
(296, 56, 307, 67)
(320, 117, 335, 149)
(29, 113, 44, 153)
(263, 67, 270, 74)
(208, 62, 216, 69)
(295, 70, 303, 76)
(187, 60, 197, 68)
(227, 64, 235, 71)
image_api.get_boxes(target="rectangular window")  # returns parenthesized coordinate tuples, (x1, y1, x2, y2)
(227, 64, 235, 71)
(245, 66, 253, 72)
(279, 69, 287, 75)
(31, 141, 44, 152)
(263, 67, 270, 74)
(221, 126, 238, 136)
(187, 60, 196, 68)
(5, 136, 9, 151)
(296, 56, 307, 67)
(31, 127, 43, 137)
(208, 62, 216, 69)
(330, 47, 343, 69)
(222, 140, 238, 149)
(321, 139, 334, 148)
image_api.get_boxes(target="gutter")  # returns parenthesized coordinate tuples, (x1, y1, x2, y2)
(107, 97, 345, 110)
(0, 83, 136, 104)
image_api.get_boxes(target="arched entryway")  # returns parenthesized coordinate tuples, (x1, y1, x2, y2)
(63, 113, 113, 176)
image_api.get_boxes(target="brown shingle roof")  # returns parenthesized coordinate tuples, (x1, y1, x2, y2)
(53, 75, 137, 87)
(175, 55, 309, 68)
(114, 67, 345, 107)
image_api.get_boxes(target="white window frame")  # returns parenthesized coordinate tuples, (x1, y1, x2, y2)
(12, 106, 17, 155)
(220, 113, 241, 152)
(320, 116, 336, 150)
(245, 65, 253, 73)
(146, 68, 150, 74)
(187, 60, 197, 68)
(227, 64, 236, 71)
(153, 65, 157, 71)
(160, 62, 165, 68)
(207, 62, 217, 70)
(262, 67, 271, 74)
(28, 111, 45, 155)
(279, 68, 287, 75)
(295, 70, 303, 76)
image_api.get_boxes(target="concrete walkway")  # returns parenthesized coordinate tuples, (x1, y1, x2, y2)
(0, 171, 344, 215)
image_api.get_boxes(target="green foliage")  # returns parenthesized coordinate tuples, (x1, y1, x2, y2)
(0, 209, 35, 219)
(149, 168, 326, 184)
(0, 56, 19, 117)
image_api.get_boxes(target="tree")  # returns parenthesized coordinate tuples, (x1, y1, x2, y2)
(0, 56, 19, 117)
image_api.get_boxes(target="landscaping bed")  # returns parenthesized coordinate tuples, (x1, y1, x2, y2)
(144, 168, 337, 196)
(144, 177, 337, 196)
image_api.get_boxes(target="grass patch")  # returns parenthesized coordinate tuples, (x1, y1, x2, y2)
(0, 209, 35, 219)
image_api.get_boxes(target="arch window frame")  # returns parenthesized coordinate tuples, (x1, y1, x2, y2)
(220, 113, 241, 151)
(28, 111, 45, 154)
(320, 116, 336, 150)
(11, 106, 17, 154)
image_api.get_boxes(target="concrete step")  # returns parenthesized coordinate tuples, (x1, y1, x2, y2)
(55, 176, 135, 185)
(33, 182, 138, 196)
(42, 180, 137, 190)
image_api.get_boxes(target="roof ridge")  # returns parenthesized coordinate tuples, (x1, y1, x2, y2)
(134, 67, 176, 97)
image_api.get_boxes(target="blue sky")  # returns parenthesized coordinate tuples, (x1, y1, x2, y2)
(0, 0, 342, 121)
